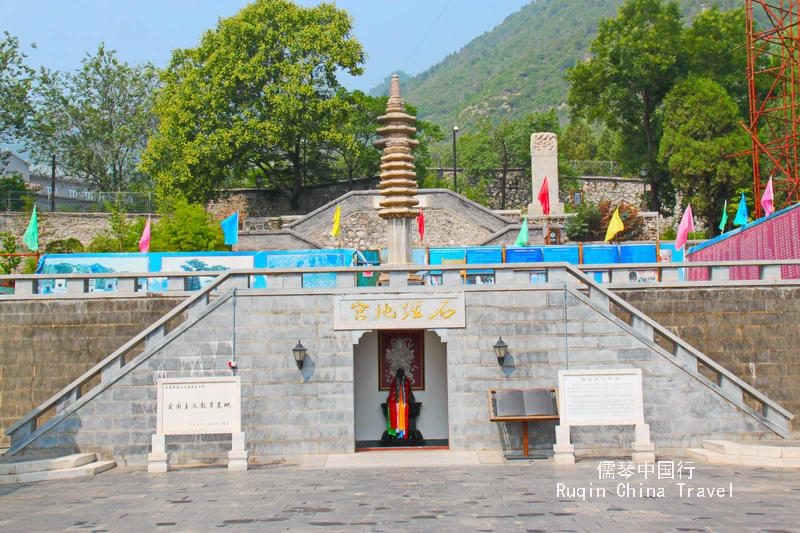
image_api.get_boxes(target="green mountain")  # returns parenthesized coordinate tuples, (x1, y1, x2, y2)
(373, 0, 741, 129)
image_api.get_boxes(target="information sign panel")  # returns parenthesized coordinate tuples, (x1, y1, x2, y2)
(558, 369, 644, 426)
(157, 377, 242, 435)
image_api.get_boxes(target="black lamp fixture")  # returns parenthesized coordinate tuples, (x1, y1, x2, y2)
(493, 337, 509, 366)
(292, 341, 307, 369)
(255, 175, 263, 189)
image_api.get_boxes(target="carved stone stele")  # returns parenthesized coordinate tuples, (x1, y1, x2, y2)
(531, 132, 558, 156)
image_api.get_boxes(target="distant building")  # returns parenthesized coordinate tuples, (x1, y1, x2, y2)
(1, 151, 97, 211)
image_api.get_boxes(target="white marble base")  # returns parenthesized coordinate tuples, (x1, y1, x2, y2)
(631, 424, 656, 463)
(552, 425, 575, 464)
(148, 434, 170, 473)
(228, 432, 249, 471)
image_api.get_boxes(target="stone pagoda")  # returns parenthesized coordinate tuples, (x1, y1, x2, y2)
(374, 75, 420, 266)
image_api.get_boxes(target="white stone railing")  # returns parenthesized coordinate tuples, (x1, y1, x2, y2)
(2, 259, 799, 296)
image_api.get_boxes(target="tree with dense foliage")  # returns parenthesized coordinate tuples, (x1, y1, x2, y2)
(560, 120, 597, 161)
(683, 7, 754, 118)
(0, 174, 35, 211)
(567, 0, 685, 211)
(150, 200, 225, 252)
(328, 91, 383, 187)
(659, 76, 750, 237)
(458, 117, 527, 209)
(0, 232, 21, 274)
(29, 45, 158, 191)
(0, 32, 35, 145)
(141, 0, 365, 209)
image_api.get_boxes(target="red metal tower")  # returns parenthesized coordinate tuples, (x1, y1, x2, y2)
(745, 0, 800, 216)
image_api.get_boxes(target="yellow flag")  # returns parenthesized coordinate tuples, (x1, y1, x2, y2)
(331, 203, 341, 237)
(604, 207, 624, 242)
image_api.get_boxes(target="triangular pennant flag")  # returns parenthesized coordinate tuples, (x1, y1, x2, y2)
(417, 208, 425, 241)
(22, 206, 38, 252)
(761, 176, 774, 216)
(514, 217, 529, 246)
(331, 204, 341, 237)
(718, 200, 728, 233)
(537, 177, 551, 216)
(138, 216, 151, 253)
(733, 191, 748, 226)
(220, 212, 239, 245)
(675, 204, 695, 251)
(604, 207, 624, 242)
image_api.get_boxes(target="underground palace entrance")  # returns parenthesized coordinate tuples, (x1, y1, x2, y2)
(353, 330, 449, 449)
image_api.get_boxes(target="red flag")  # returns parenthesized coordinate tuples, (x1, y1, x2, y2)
(538, 177, 551, 215)
(417, 208, 425, 241)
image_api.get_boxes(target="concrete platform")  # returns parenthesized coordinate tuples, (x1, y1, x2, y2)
(0, 453, 116, 485)
(687, 439, 800, 467)
(300, 450, 504, 469)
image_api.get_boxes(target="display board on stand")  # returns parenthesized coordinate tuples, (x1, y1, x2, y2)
(488, 388, 560, 458)
(552, 369, 654, 464)
(148, 377, 248, 473)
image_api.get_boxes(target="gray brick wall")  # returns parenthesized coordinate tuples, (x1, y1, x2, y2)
(618, 286, 800, 431)
(20, 286, 778, 464)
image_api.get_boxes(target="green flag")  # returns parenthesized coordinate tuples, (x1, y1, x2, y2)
(514, 216, 529, 246)
(718, 200, 728, 233)
(23, 206, 38, 251)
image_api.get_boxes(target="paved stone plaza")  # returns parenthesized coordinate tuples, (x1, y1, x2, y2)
(0, 459, 798, 532)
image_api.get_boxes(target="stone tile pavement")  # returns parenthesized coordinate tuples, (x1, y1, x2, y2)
(0, 458, 798, 532)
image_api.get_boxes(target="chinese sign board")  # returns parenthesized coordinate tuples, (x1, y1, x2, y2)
(686, 202, 800, 280)
(333, 293, 466, 330)
(157, 377, 242, 435)
(558, 369, 644, 426)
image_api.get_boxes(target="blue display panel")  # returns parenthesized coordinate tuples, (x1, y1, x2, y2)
(582, 245, 619, 265)
(619, 244, 657, 263)
(465, 247, 503, 265)
(505, 247, 544, 263)
(428, 248, 466, 265)
(542, 246, 580, 264)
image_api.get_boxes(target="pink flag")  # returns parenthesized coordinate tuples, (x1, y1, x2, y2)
(675, 204, 695, 251)
(760, 176, 774, 216)
(139, 216, 151, 253)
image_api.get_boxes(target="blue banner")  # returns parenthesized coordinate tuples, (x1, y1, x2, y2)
(429, 248, 466, 265)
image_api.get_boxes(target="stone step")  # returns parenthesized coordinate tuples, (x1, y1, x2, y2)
(0, 460, 116, 485)
(702, 439, 800, 458)
(0, 453, 98, 475)
(687, 447, 800, 468)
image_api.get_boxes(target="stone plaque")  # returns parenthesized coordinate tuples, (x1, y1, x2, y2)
(558, 369, 644, 426)
(157, 377, 242, 435)
(333, 293, 466, 330)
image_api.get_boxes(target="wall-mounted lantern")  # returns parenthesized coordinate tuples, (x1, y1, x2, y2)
(292, 341, 307, 369)
(493, 337, 509, 366)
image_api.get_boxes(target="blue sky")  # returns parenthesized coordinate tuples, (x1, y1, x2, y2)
(3, 0, 532, 93)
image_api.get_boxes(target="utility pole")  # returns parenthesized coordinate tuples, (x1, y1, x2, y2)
(50, 154, 56, 212)
(452, 125, 459, 192)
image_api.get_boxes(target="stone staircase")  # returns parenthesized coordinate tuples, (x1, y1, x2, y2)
(687, 440, 800, 467)
(0, 453, 115, 485)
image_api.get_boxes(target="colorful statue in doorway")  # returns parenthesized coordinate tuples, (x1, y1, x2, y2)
(387, 368, 414, 439)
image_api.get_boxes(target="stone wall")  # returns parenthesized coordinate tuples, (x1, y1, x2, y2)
(0, 296, 184, 447)
(435, 168, 647, 211)
(19, 284, 777, 463)
(0, 212, 164, 253)
(208, 176, 380, 218)
(617, 286, 800, 432)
